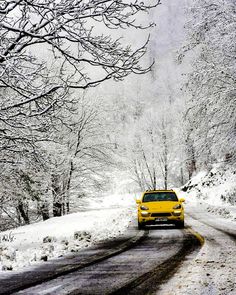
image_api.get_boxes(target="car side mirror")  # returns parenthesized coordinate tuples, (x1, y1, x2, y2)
(179, 198, 185, 203)
(136, 200, 141, 204)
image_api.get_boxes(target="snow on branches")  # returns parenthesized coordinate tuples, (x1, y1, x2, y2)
(0, 0, 159, 159)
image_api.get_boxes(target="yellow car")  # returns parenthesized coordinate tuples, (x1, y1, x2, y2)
(136, 190, 185, 229)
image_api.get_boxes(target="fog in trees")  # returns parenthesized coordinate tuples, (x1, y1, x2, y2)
(0, 0, 235, 230)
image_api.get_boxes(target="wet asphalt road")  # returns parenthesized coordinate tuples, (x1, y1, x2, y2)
(1, 207, 235, 295)
(11, 225, 201, 295)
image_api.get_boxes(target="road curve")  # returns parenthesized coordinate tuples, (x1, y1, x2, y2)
(0, 227, 147, 295)
(10, 226, 202, 295)
(155, 210, 236, 295)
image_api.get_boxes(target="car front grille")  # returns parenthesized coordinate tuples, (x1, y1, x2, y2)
(151, 213, 172, 217)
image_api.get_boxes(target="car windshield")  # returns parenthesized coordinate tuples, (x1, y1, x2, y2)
(142, 192, 178, 202)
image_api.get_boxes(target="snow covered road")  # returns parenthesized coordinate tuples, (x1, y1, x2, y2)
(9, 225, 200, 295)
(158, 209, 236, 295)
(0, 193, 235, 295)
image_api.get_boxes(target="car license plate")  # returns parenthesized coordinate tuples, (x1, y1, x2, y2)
(155, 218, 168, 222)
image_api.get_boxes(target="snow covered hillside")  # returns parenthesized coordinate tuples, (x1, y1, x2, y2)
(0, 193, 137, 271)
(181, 164, 236, 221)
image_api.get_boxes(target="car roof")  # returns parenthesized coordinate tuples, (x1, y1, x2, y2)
(144, 189, 175, 193)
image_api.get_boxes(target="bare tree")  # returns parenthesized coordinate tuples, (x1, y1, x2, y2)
(128, 112, 175, 190)
(45, 97, 114, 216)
(0, 1, 160, 225)
(179, 0, 236, 169)
(0, 0, 159, 160)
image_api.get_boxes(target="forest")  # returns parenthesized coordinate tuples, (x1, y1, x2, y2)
(0, 0, 235, 230)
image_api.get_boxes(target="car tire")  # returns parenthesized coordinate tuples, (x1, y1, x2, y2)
(138, 222, 145, 230)
(175, 221, 184, 229)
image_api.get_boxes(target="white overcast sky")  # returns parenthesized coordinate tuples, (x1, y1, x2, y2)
(92, 0, 193, 111)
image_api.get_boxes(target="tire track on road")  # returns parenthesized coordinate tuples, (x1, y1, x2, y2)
(0, 230, 148, 295)
(186, 212, 236, 241)
(156, 214, 236, 295)
(7, 226, 204, 295)
(109, 228, 203, 295)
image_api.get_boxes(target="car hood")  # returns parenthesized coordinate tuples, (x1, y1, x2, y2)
(142, 201, 180, 211)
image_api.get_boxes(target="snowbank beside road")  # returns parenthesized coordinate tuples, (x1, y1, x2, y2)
(158, 213, 236, 295)
(160, 165, 236, 295)
(0, 193, 136, 271)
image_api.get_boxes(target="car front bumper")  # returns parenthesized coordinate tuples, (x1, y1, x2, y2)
(138, 212, 184, 225)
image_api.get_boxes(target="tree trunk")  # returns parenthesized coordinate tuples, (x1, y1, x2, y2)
(180, 167, 184, 185)
(153, 170, 156, 190)
(41, 202, 50, 221)
(16, 207, 22, 225)
(187, 145, 196, 179)
(52, 174, 62, 217)
(17, 200, 29, 224)
(65, 161, 74, 214)
(66, 201, 70, 214)
(164, 163, 168, 190)
(53, 202, 62, 217)
(163, 129, 168, 190)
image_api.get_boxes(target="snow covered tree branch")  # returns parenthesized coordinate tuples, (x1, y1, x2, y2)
(0, 0, 159, 160)
(180, 0, 236, 170)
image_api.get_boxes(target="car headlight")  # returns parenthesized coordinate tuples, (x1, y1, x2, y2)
(173, 210, 182, 216)
(173, 204, 181, 209)
(141, 211, 150, 217)
(140, 205, 149, 210)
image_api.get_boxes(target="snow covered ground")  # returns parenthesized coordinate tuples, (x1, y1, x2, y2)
(158, 165, 236, 295)
(0, 193, 137, 271)
(157, 212, 236, 295)
(179, 164, 236, 221)
(1, 162, 235, 283)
